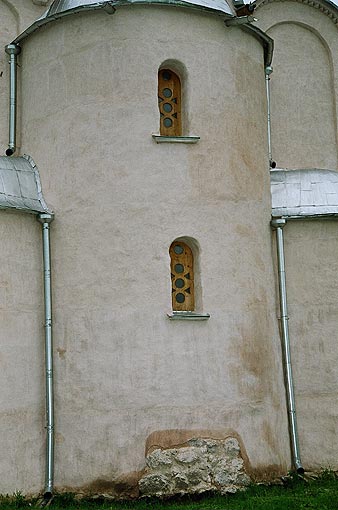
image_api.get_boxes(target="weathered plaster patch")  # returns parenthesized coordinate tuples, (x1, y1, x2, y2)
(57, 347, 66, 359)
(57, 470, 145, 500)
(139, 437, 250, 496)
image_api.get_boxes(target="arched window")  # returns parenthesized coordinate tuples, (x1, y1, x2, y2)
(158, 69, 182, 136)
(170, 241, 194, 311)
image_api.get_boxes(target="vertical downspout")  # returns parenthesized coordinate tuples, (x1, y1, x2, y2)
(38, 213, 55, 500)
(5, 44, 21, 157)
(265, 65, 275, 168)
(271, 218, 304, 473)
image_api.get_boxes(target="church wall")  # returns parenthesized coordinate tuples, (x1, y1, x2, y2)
(282, 220, 338, 469)
(256, 1, 338, 171)
(2, 5, 292, 493)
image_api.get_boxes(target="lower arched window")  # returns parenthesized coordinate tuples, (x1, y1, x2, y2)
(170, 240, 194, 311)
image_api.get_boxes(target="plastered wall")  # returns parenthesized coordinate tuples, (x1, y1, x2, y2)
(0, 5, 290, 493)
(281, 220, 338, 469)
(256, 0, 338, 170)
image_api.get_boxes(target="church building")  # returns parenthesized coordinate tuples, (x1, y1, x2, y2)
(0, 0, 337, 500)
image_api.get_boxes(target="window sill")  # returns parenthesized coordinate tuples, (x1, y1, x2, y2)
(152, 135, 200, 144)
(167, 311, 210, 321)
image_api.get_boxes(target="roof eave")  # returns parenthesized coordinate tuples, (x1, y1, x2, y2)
(13, 0, 235, 45)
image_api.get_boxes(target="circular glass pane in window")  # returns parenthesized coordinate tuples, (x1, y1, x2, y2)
(176, 293, 185, 303)
(163, 118, 172, 128)
(163, 88, 172, 98)
(175, 278, 185, 289)
(175, 264, 184, 273)
(163, 103, 172, 113)
(174, 245, 184, 254)
(162, 71, 172, 81)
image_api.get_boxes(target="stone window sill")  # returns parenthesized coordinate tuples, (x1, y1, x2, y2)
(152, 135, 200, 144)
(167, 311, 210, 321)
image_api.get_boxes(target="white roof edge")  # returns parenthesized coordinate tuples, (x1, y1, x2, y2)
(0, 155, 53, 215)
(14, 0, 235, 44)
(271, 168, 338, 219)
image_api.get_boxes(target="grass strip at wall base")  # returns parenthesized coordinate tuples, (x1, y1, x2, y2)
(1, 472, 337, 510)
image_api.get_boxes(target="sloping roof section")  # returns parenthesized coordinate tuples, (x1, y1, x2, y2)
(45, 0, 235, 15)
(14, 0, 235, 43)
(0, 155, 52, 215)
(271, 168, 338, 218)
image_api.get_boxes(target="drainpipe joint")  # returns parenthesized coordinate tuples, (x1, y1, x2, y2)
(5, 44, 21, 57)
(38, 213, 54, 225)
(265, 65, 273, 76)
(271, 218, 287, 229)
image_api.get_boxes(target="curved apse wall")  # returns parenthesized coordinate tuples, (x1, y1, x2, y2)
(268, 22, 337, 170)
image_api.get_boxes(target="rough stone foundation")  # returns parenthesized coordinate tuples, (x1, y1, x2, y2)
(139, 437, 250, 496)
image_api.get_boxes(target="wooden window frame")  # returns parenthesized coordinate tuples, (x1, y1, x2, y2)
(158, 69, 182, 137)
(170, 240, 194, 312)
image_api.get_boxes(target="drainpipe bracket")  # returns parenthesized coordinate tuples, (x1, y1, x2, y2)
(225, 15, 257, 27)
(102, 2, 116, 14)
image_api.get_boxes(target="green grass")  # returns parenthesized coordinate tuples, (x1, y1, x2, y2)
(1, 472, 338, 510)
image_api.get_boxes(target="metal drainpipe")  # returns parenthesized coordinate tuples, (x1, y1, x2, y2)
(37, 213, 55, 500)
(265, 65, 275, 168)
(5, 44, 21, 156)
(271, 218, 304, 473)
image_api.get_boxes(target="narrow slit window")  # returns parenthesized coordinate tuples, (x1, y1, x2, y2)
(170, 241, 194, 311)
(158, 69, 182, 136)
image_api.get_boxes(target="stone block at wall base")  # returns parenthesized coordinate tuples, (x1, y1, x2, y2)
(139, 437, 251, 497)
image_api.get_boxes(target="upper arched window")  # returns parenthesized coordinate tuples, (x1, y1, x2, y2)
(158, 69, 182, 136)
(170, 241, 194, 311)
